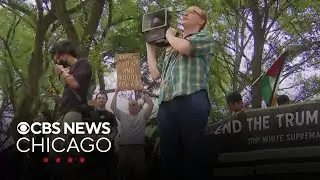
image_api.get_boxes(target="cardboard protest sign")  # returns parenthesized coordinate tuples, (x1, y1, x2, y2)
(116, 53, 143, 90)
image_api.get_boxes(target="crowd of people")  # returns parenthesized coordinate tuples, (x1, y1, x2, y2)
(45, 5, 294, 180)
(44, 5, 214, 180)
(225, 91, 291, 117)
(1, 5, 294, 180)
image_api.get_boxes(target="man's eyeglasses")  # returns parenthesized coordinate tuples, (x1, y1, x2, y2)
(183, 9, 207, 23)
(184, 10, 202, 17)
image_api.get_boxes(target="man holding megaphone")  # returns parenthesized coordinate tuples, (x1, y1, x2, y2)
(146, 6, 215, 180)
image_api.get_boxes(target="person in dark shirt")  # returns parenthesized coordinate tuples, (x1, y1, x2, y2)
(52, 41, 92, 115)
(49, 40, 92, 180)
(90, 92, 118, 142)
(49, 39, 92, 138)
(89, 92, 118, 179)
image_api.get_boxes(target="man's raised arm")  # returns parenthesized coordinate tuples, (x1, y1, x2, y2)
(109, 114, 119, 141)
(111, 89, 119, 115)
(143, 93, 154, 121)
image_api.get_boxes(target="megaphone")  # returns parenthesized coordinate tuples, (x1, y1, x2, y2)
(142, 8, 172, 47)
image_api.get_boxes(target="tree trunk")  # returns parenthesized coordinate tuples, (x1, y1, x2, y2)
(7, 1, 85, 140)
(9, 13, 54, 140)
(250, 1, 264, 108)
(51, 0, 107, 99)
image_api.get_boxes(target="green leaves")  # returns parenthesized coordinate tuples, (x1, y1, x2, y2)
(0, 0, 319, 124)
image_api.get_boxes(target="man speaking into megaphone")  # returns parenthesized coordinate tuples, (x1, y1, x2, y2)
(146, 6, 215, 180)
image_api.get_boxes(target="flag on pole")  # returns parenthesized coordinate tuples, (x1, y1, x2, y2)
(261, 51, 289, 107)
(270, 94, 278, 106)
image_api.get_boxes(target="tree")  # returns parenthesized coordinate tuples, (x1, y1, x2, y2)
(0, 0, 319, 138)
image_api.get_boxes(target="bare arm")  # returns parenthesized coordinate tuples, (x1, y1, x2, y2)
(53, 94, 62, 102)
(110, 126, 118, 140)
(111, 89, 119, 114)
(143, 93, 154, 121)
(59, 60, 91, 90)
(47, 88, 62, 102)
(166, 28, 215, 57)
(166, 34, 192, 56)
(60, 70, 80, 89)
(146, 43, 161, 80)
(110, 115, 118, 140)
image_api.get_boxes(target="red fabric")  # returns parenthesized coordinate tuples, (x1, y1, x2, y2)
(266, 51, 288, 77)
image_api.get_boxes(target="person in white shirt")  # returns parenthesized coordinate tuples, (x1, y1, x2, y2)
(111, 89, 154, 180)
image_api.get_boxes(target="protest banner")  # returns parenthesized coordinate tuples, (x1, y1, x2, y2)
(205, 101, 320, 176)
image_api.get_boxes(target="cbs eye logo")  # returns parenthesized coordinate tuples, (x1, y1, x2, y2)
(17, 122, 30, 135)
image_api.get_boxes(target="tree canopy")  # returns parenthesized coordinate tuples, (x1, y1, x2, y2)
(0, 0, 319, 139)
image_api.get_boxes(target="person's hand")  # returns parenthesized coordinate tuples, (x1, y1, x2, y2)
(166, 27, 177, 39)
(46, 87, 56, 96)
(64, 67, 70, 74)
(88, 100, 98, 107)
(55, 64, 64, 76)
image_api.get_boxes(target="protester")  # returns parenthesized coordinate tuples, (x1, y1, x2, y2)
(111, 89, 154, 180)
(88, 92, 118, 179)
(49, 39, 92, 180)
(146, 6, 214, 180)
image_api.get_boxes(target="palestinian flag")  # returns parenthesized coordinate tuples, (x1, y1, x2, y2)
(261, 51, 288, 107)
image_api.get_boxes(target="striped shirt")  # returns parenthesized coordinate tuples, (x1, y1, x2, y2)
(157, 30, 215, 104)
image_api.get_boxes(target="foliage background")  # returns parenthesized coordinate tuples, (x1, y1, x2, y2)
(0, 0, 319, 151)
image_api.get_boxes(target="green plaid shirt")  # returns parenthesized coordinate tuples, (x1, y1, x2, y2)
(157, 30, 215, 104)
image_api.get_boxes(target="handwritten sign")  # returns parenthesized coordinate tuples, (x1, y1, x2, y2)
(205, 101, 320, 176)
(116, 53, 143, 90)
